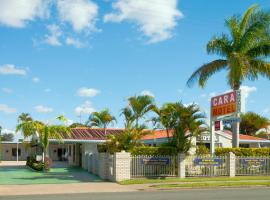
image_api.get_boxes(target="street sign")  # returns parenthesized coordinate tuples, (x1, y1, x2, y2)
(222, 117, 241, 124)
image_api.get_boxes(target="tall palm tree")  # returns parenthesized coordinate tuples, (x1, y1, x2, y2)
(16, 115, 70, 162)
(86, 109, 116, 134)
(187, 5, 270, 90)
(18, 113, 33, 123)
(123, 95, 155, 128)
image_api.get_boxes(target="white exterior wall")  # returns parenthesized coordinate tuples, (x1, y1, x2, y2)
(215, 134, 232, 148)
(81, 143, 98, 169)
(0, 143, 29, 161)
(48, 144, 69, 161)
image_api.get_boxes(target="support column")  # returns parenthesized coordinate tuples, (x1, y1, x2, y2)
(178, 153, 185, 178)
(98, 153, 109, 180)
(113, 151, 131, 182)
(228, 152, 236, 177)
(232, 114, 240, 148)
(210, 118, 216, 155)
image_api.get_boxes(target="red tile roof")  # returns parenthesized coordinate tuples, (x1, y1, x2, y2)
(222, 130, 267, 141)
(142, 130, 173, 140)
(62, 128, 267, 142)
(64, 128, 124, 140)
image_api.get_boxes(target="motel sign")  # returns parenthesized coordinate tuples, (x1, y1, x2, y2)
(210, 90, 243, 154)
(211, 91, 238, 118)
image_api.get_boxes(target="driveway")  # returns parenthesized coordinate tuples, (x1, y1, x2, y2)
(0, 161, 102, 185)
(0, 161, 136, 196)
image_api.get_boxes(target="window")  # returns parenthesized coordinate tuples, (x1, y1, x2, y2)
(239, 144, 250, 148)
(12, 148, 21, 157)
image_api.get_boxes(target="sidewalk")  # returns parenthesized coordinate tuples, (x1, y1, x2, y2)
(0, 182, 137, 196)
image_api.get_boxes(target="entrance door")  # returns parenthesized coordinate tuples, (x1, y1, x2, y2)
(79, 144, 82, 167)
(57, 148, 63, 161)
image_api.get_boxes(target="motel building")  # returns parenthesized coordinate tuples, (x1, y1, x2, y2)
(1, 127, 270, 167)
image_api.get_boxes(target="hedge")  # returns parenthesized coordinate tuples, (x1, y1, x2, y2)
(130, 146, 178, 156)
(215, 148, 270, 156)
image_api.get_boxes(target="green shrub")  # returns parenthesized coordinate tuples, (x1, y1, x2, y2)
(215, 148, 270, 156)
(196, 145, 210, 155)
(26, 156, 49, 171)
(32, 162, 44, 171)
(130, 146, 178, 156)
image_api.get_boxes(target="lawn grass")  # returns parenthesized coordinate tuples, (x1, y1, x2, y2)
(151, 181, 270, 188)
(119, 176, 270, 185)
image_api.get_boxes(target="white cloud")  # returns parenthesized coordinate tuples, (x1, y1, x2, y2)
(66, 37, 85, 48)
(75, 101, 95, 115)
(0, 0, 50, 28)
(32, 77, 40, 83)
(104, 0, 183, 43)
(1, 88, 13, 94)
(57, 0, 98, 33)
(240, 86, 257, 99)
(0, 104, 17, 114)
(34, 105, 53, 113)
(44, 24, 62, 46)
(77, 87, 100, 97)
(0, 64, 27, 76)
(141, 90, 155, 97)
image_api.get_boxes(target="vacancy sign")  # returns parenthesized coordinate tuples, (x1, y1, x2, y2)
(211, 91, 241, 118)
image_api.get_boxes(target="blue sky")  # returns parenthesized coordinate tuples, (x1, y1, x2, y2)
(0, 0, 270, 138)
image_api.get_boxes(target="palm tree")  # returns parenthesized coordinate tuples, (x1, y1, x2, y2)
(152, 103, 177, 141)
(123, 95, 155, 128)
(240, 112, 270, 135)
(86, 109, 116, 134)
(153, 102, 206, 153)
(18, 113, 33, 123)
(16, 115, 70, 162)
(187, 5, 270, 90)
(106, 124, 149, 153)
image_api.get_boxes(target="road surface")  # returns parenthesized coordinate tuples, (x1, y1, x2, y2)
(1, 188, 269, 200)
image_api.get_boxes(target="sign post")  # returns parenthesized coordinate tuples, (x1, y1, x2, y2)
(210, 90, 242, 154)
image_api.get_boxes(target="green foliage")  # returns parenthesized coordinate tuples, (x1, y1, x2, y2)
(196, 145, 210, 155)
(215, 148, 270, 156)
(130, 146, 178, 156)
(26, 156, 52, 171)
(69, 123, 89, 128)
(122, 95, 155, 128)
(256, 131, 270, 139)
(153, 102, 207, 154)
(16, 114, 70, 160)
(0, 133, 14, 141)
(240, 112, 270, 135)
(86, 109, 116, 130)
(187, 5, 270, 90)
(100, 127, 150, 154)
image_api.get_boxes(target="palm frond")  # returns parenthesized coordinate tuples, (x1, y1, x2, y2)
(187, 59, 227, 88)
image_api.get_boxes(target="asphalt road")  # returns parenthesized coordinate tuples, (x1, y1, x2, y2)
(1, 188, 270, 200)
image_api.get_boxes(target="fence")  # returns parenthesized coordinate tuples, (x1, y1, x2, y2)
(185, 155, 229, 177)
(131, 155, 177, 178)
(82, 152, 270, 182)
(236, 156, 270, 176)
